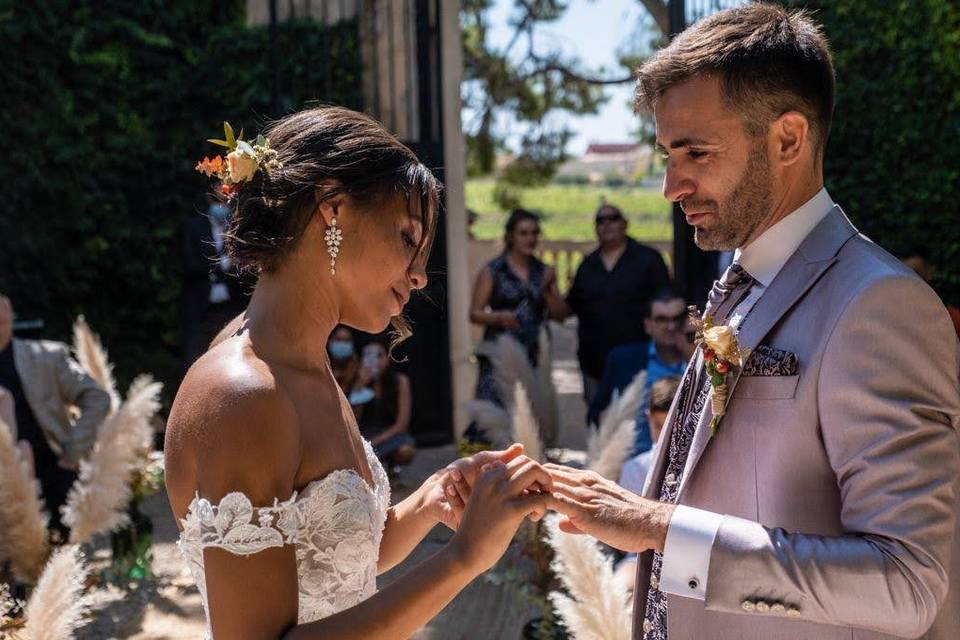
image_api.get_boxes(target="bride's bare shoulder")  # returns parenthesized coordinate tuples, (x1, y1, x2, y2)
(164, 337, 300, 515)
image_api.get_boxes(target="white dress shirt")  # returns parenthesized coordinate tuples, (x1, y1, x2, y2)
(659, 187, 836, 600)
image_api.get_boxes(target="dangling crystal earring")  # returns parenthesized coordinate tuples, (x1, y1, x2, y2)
(324, 217, 343, 275)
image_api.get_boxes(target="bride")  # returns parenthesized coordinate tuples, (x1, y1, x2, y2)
(164, 106, 551, 639)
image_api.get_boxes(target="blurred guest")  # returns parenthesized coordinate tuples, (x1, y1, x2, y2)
(587, 287, 691, 455)
(0, 295, 110, 536)
(181, 195, 251, 373)
(613, 375, 681, 592)
(466, 208, 479, 241)
(553, 204, 671, 403)
(466, 209, 565, 441)
(899, 246, 960, 339)
(351, 339, 416, 470)
(328, 325, 360, 391)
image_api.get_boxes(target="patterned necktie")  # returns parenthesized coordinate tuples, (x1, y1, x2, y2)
(641, 264, 755, 640)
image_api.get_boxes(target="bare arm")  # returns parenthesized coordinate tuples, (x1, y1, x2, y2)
(469, 267, 516, 328)
(167, 373, 551, 640)
(541, 266, 571, 321)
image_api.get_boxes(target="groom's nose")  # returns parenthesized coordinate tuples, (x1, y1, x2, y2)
(662, 164, 696, 203)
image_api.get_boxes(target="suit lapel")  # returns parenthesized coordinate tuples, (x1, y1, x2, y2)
(675, 206, 859, 500)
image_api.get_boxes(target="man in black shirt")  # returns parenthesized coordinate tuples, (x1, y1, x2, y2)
(553, 204, 671, 405)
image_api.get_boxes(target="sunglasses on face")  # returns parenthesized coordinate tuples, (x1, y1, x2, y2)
(516, 228, 541, 237)
(595, 214, 624, 225)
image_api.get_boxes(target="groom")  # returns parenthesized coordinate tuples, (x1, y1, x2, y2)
(541, 5, 960, 640)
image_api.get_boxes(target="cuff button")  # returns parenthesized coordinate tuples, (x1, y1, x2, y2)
(787, 607, 801, 618)
(741, 600, 756, 612)
(755, 601, 770, 613)
(687, 578, 700, 590)
(771, 603, 785, 614)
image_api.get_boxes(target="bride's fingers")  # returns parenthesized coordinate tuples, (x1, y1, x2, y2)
(506, 459, 553, 496)
(444, 483, 465, 511)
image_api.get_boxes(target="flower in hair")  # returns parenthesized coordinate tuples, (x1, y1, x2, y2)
(195, 122, 282, 190)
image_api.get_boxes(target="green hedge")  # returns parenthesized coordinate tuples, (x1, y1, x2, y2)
(794, 0, 960, 302)
(1, 2, 362, 399)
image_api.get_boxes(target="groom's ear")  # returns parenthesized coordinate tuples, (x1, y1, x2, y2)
(772, 111, 811, 167)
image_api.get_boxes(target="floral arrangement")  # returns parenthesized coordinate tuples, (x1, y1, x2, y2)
(195, 122, 281, 197)
(693, 313, 750, 434)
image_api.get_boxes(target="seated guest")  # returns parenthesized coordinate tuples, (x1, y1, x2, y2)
(587, 286, 691, 454)
(613, 375, 681, 592)
(352, 338, 416, 470)
(0, 295, 111, 536)
(328, 325, 360, 391)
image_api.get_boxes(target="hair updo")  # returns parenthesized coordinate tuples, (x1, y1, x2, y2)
(224, 106, 442, 274)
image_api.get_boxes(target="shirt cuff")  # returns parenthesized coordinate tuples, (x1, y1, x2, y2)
(659, 505, 724, 600)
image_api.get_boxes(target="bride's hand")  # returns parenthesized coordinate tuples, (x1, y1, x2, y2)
(448, 457, 552, 575)
(419, 445, 543, 530)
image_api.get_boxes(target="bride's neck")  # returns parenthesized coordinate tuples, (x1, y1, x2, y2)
(245, 255, 339, 372)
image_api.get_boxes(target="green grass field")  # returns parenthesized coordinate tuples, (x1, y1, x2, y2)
(466, 179, 672, 242)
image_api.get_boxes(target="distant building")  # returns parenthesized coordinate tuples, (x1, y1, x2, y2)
(556, 141, 654, 185)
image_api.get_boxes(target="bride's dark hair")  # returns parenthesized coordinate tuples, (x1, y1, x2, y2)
(224, 106, 441, 275)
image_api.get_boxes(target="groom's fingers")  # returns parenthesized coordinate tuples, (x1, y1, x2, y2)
(557, 516, 585, 535)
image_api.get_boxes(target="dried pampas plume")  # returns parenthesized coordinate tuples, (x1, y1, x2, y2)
(21, 544, 91, 640)
(61, 375, 162, 544)
(486, 335, 558, 447)
(586, 371, 647, 481)
(71, 316, 119, 411)
(511, 382, 544, 463)
(462, 399, 512, 449)
(545, 516, 631, 640)
(0, 415, 50, 583)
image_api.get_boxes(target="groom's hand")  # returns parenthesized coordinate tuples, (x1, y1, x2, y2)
(544, 464, 675, 553)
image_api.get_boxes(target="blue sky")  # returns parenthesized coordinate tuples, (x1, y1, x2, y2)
(481, 0, 652, 156)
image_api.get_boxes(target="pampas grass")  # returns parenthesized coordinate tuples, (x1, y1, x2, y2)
(489, 335, 559, 447)
(511, 382, 544, 463)
(585, 371, 647, 481)
(21, 544, 90, 640)
(545, 516, 632, 640)
(0, 415, 50, 583)
(463, 399, 512, 448)
(71, 316, 118, 411)
(61, 375, 162, 544)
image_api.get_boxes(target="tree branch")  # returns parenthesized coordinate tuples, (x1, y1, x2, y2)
(636, 0, 670, 34)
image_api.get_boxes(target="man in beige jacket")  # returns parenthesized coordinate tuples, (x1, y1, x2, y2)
(544, 5, 960, 639)
(0, 295, 110, 534)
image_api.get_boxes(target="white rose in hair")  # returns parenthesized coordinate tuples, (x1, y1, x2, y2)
(227, 141, 259, 183)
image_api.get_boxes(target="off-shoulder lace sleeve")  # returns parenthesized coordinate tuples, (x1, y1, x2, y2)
(180, 491, 304, 556)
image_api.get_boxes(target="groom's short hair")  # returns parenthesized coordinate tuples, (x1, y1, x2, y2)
(635, 3, 835, 155)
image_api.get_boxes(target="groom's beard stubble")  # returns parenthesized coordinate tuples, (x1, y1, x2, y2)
(690, 144, 773, 252)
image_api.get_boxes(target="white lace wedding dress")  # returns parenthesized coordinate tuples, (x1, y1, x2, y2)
(177, 439, 391, 639)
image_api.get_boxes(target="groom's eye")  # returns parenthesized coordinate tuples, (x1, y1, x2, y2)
(688, 149, 707, 159)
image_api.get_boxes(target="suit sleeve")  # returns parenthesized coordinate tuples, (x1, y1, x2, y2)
(703, 275, 960, 638)
(52, 344, 112, 463)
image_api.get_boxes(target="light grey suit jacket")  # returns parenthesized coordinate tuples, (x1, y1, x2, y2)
(633, 207, 960, 640)
(10, 338, 111, 464)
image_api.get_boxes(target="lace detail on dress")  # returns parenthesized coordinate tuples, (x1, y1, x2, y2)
(177, 439, 391, 638)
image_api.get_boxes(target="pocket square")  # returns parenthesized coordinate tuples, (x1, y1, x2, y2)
(742, 344, 799, 377)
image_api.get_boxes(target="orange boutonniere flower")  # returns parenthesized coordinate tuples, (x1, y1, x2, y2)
(691, 312, 750, 435)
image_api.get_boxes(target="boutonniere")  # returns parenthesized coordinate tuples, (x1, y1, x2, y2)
(692, 313, 750, 435)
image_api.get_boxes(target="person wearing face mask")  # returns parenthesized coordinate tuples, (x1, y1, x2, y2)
(180, 193, 252, 373)
(327, 325, 360, 392)
(352, 338, 416, 472)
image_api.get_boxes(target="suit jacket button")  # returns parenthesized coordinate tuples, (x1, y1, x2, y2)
(771, 603, 785, 614)
(741, 600, 756, 612)
(787, 607, 801, 618)
(687, 578, 700, 590)
(756, 601, 770, 613)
